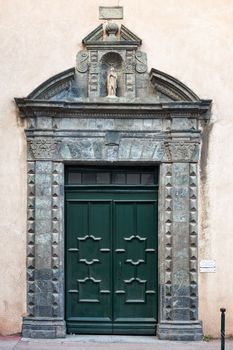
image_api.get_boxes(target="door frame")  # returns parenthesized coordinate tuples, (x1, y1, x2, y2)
(64, 165, 159, 335)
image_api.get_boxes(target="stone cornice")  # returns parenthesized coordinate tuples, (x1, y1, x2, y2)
(15, 99, 211, 119)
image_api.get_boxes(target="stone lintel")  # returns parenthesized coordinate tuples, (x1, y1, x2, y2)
(157, 321, 203, 341)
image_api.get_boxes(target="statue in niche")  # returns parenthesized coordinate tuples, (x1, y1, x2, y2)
(107, 67, 117, 97)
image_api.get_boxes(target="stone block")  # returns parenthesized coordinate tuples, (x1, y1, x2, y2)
(36, 117, 52, 129)
(99, 6, 123, 20)
(22, 317, 66, 339)
(35, 305, 53, 317)
(34, 292, 53, 306)
(172, 297, 191, 308)
(157, 321, 203, 341)
(35, 268, 53, 280)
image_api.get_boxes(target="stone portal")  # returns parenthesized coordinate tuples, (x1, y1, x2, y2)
(15, 22, 211, 340)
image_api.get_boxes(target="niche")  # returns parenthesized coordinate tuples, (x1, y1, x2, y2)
(100, 52, 124, 97)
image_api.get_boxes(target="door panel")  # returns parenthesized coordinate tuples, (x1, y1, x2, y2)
(66, 200, 113, 333)
(113, 201, 157, 334)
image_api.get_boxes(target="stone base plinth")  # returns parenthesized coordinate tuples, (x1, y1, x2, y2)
(157, 321, 203, 341)
(22, 317, 66, 338)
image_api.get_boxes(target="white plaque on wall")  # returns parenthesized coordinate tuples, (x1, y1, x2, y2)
(200, 260, 216, 273)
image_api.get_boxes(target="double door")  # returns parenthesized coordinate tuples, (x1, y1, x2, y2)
(65, 167, 158, 335)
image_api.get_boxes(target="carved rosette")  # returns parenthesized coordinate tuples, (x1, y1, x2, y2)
(29, 138, 60, 159)
(165, 141, 198, 162)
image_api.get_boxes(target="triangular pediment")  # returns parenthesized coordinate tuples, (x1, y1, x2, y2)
(82, 24, 104, 45)
(120, 25, 141, 45)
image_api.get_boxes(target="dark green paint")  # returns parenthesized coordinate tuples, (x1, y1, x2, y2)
(65, 167, 158, 335)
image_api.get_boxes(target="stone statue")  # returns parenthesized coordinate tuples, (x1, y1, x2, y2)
(107, 67, 117, 97)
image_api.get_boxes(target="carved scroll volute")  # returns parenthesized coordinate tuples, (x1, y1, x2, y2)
(76, 51, 89, 73)
(135, 51, 147, 73)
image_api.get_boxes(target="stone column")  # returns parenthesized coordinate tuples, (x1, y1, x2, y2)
(22, 159, 66, 338)
(157, 162, 202, 341)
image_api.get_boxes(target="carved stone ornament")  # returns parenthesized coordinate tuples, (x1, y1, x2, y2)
(135, 51, 147, 73)
(76, 51, 89, 73)
(29, 138, 60, 159)
(165, 141, 197, 161)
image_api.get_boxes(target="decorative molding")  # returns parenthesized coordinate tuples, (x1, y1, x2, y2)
(125, 50, 135, 74)
(27, 162, 36, 317)
(27, 68, 74, 100)
(89, 50, 99, 96)
(135, 51, 147, 73)
(15, 99, 211, 119)
(189, 163, 198, 320)
(76, 51, 89, 73)
(120, 25, 142, 45)
(51, 162, 64, 318)
(154, 82, 182, 101)
(150, 68, 201, 102)
(82, 24, 104, 46)
(164, 164, 173, 321)
(165, 141, 198, 162)
(29, 138, 60, 159)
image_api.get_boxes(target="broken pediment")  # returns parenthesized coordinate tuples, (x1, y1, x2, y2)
(19, 23, 207, 107)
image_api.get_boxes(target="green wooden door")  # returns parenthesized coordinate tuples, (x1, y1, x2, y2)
(65, 167, 158, 335)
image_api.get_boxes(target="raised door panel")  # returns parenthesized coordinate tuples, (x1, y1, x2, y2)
(66, 200, 112, 333)
(113, 200, 157, 334)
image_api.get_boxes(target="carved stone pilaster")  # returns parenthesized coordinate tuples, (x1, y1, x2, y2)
(125, 50, 135, 97)
(22, 161, 66, 338)
(157, 163, 202, 341)
(189, 163, 198, 320)
(27, 162, 36, 317)
(51, 162, 64, 319)
(88, 51, 99, 96)
(164, 164, 173, 321)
